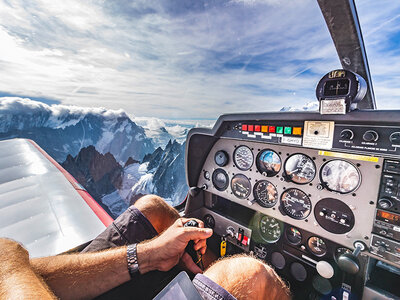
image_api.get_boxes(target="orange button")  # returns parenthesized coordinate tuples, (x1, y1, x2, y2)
(261, 126, 268, 133)
(293, 127, 302, 135)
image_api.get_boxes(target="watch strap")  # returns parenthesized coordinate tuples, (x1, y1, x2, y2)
(127, 243, 139, 277)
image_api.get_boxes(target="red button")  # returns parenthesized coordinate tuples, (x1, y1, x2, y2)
(269, 126, 276, 133)
(237, 233, 242, 241)
(255, 125, 261, 132)
(242, 124, 248, 131)
(248, 125, 254, 131)
(242, 236, 248, 246)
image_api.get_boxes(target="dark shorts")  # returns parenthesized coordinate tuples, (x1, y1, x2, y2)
(82, 206, 236, 300)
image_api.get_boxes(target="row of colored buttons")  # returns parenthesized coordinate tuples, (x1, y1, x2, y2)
(241, 124, 302, 135)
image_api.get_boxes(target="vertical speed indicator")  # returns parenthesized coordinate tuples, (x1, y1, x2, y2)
(280, 188, 311, 220)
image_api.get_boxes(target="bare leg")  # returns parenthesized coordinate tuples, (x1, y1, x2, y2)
(203, 254, 291, 300)
(0, 238, 56, 300)
(134, 194, 180, 234)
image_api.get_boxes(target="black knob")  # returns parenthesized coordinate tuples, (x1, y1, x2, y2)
(378, 198, 393, 209)
(214, 150, 229, 167)
(338, 253, 360, 274)
(363, 130, 379, 142)
(340, 129, 354, 140)
(184, 220, 199, 227)
(389, 132, 400, 145)
(337, 241, 366, 275)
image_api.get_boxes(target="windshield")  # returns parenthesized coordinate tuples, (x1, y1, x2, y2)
(355, 0, 400, 110)
(0, 0, 390, 212)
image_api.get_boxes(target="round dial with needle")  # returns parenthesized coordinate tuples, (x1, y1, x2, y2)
(281, 188, 312, 220)
(231, 174, 251, 199)
(259, 215, 282, 243)
(307, 237, 327, 257)
(233, 146, 254, 171)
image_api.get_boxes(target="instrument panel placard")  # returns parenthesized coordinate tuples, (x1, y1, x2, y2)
(302, 121, 335, 149)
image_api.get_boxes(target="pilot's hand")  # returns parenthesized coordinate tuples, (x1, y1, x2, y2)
(137, 218, 212, 274)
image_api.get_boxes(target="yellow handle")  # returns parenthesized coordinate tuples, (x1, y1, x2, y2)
(220, 240, 226, 257)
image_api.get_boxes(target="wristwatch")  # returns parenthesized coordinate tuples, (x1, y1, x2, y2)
(127, 243, 139, 277)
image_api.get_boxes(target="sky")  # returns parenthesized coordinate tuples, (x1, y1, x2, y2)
(0, 0, 399, 120)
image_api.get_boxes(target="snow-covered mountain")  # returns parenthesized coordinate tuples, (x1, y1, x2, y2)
(129, 140, 188, 206)
(61, 141, 187, 217)
(0, 97, 154, 163)
(280, 101, 319, 112)
(61, 146, 127, 218)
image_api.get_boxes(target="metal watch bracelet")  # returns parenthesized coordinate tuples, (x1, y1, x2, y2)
(127, 243, 139, 277)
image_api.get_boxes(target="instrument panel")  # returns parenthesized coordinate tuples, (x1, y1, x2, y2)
(197, 138, 383, 250)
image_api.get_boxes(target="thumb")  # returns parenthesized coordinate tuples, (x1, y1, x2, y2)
(182, 227, 213, 241)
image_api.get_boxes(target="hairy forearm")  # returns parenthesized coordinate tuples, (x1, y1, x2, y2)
(31, 247, 131, 300)
(0, 268, 56, 300)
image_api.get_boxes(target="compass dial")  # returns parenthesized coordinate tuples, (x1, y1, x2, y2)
(253, 180, 278, 208)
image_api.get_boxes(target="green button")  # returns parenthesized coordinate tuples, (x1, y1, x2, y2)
(284, 127, 292, 134)
(276, 126, 283, 134)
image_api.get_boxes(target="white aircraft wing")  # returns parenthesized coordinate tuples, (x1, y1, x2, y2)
(0, 138, 113, 258)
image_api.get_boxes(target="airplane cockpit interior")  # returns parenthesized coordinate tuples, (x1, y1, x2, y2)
(1, 0, 400, 299)
(181, 2, 400, 299)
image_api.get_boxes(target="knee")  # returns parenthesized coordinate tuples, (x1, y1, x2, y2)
(133, 194, 179, 233)
(204, 255, 290, 300)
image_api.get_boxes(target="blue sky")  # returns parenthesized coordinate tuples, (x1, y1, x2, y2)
(0, 0, 399, 119)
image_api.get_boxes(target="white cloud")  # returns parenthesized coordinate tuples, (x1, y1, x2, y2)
(0, 97, 127, 129)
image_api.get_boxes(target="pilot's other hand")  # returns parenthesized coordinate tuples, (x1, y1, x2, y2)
(137, 218, 212, 274)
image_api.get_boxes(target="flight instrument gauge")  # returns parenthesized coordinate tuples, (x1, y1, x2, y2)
(234, 146, 254, 171)
(281, 188, 311, 220)
(286, 226, 302, 245)
(253, 180, 278, 208)
(259, 215, 282, 243)
(214, 150, 229, 167)
(231, 174, 251, 199)
(256, 149, 281, 177)
(284, 154, 316, 184)
(320, 160, 361, 194)
(212, 169, 229, 191)
(307, 237, 327, 257)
